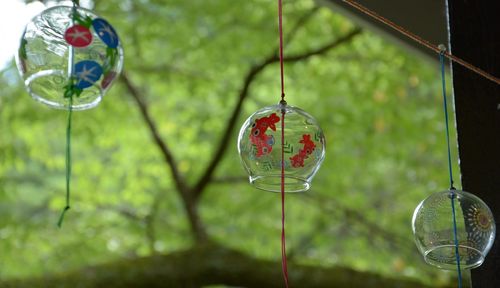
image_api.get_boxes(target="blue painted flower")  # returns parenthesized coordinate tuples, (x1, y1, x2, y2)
(92, 18, 119, 48)
(74, 60, 103, 89)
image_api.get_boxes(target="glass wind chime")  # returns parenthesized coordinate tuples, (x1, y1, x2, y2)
(15, 0, 124, 226)
(412, 46, 495, 287)
(237, 0, 325, 286)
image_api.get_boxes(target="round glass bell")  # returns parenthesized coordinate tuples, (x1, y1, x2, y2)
(237, 103, 326, 192)
(16, 5, 124, 110)
(412, 190, 496, 270)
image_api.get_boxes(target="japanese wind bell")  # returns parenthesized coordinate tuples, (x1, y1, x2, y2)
(238, 103, 326, 192)
(15, 3, 123, 226)
(16, 4, 123, 109)
(412, 48, 495, 275)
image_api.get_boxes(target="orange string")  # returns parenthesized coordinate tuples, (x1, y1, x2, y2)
(342, 0, 500, 85)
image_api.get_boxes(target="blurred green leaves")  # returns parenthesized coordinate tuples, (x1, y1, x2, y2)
(0, 0, 457, 286)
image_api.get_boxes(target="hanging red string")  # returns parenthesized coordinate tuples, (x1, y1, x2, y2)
(281, 109, 289, 287)
(279, 0, 286, 101)
(278, 0, 289, 287)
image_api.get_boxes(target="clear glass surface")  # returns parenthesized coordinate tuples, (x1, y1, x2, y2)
(16, 5, 124, 110)
(237, 103, 326, 192)
(412, 190, 496, 270)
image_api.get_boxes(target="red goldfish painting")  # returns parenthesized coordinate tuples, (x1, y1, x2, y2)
(289, 134, 316, 167)
(250, 113, 280, 157)
(290, 152, 307, 167)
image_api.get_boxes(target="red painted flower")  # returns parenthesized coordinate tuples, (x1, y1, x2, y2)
(101, 71, 117, 89)
(64, 25, 93, 47)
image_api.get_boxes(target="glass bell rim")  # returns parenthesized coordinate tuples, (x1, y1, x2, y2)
(24, 69, 103, 111)
(423, 244, 485, 270)
(250, 175, 311, 193)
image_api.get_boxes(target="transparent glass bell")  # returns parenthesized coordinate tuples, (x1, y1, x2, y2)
(412, 190, 496, 270)
(16, 5, 124, 110)
(237, 103, 326, 192)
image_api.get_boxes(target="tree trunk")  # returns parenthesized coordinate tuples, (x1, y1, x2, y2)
(1, 243, 453, 288)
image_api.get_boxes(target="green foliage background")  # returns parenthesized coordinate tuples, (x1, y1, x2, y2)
(0, 0, 459, 285)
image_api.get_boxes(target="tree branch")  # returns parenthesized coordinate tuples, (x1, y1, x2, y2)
(121, 20, 362, 241)
(211, 176, 248, 184)
(285, 7, 321, 46)
(306, 193, 411, 249)
(97, 204, 142, 222)
(120, 73, 188, 195)
(192, 28, 363, 199)
(283, 27, 362, 62)
(121, 73, 208, 242)
(145, 190, 164, 254)
(132, 65, 212, 79)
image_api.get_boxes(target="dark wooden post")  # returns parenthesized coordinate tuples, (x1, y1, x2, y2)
(447, 0, 500, 287)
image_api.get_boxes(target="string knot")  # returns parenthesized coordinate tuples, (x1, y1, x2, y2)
(57, 206, 71, 228)
(448, 191, 456, 199)
(438, 44, 447, 55)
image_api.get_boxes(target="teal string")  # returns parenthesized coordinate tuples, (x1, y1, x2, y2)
(57, 96, 73, 228)
(440, 50, 462, 288)
(57, 0, 78, 228)
(450, 191, 463, 288)
(439, 51, 455, 190)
